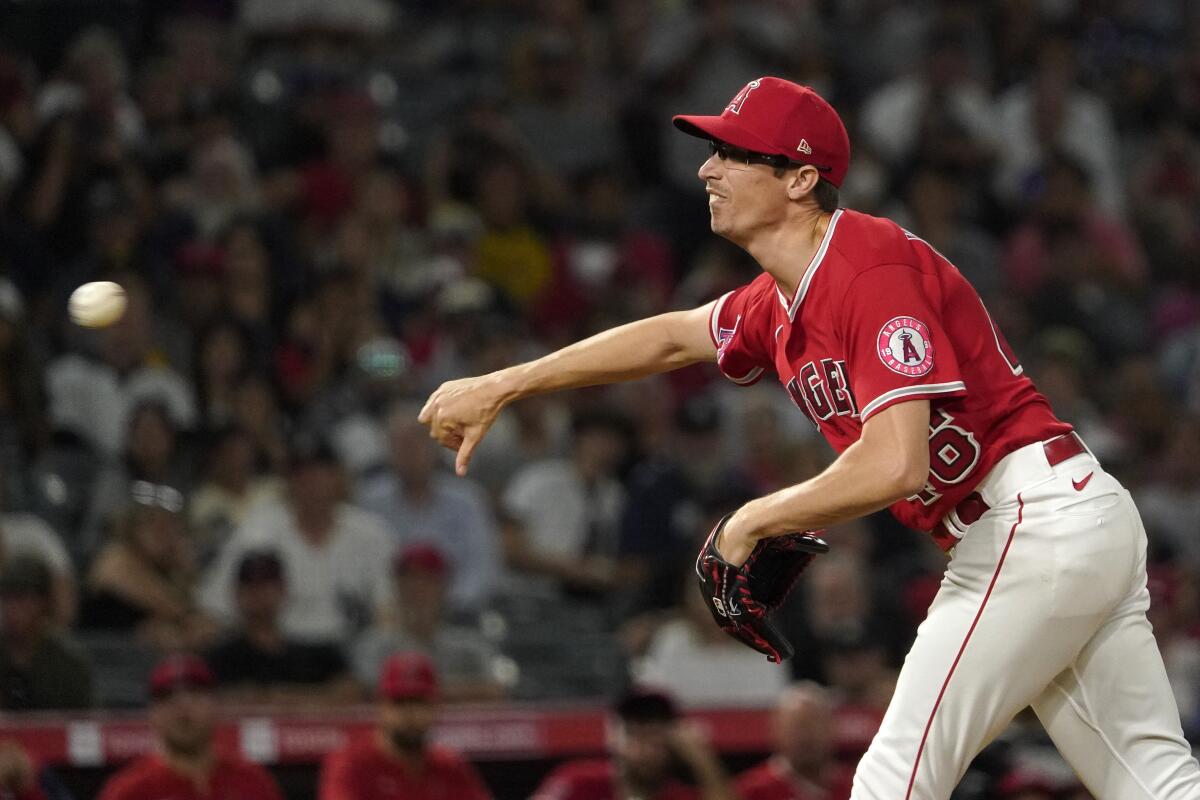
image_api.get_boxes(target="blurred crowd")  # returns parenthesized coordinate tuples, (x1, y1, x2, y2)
(0, 0, 1198, 797)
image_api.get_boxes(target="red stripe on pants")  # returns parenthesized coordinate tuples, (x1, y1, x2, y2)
(904, 494, 1025, 799)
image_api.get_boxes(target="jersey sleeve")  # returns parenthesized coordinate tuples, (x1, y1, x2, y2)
(838, 263, 967, 421)
(708, 277, 775, 386)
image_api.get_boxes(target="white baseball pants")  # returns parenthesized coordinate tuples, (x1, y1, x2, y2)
(852, 438, 1200, 799)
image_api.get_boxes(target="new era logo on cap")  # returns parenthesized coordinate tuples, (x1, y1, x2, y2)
(672, 77, 851, 188)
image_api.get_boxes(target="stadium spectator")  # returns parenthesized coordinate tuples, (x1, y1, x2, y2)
(0, 462, 77, 625)
(0, 556, 92, 710)
(471, 157, 554, 311)
(0, 277, 44, 482)
(0, 739, 74, 800)
(188, 424, 282, 569)
(993, 33, 1125, 215)
(1145, 563, 1200, 733)
(1135, 418, 1200, 567)
(632, 579, 787, 709)
(83, 400, 191, 554)
(820, 628, 895, 767)
(531, 687, 733, 800)
(80, 483, 216, 652)
(318, 652, 492, 800)
(351, 543, 503, 702)
(206, 550, 358, 708)
(859, 27, 997, 175)
(501, 408, 629, 598)
(199, 431, 393, 644)
(1001, 152, 1149, 356)
(192, 317, 256, 428)
(44, 275, 195, 459)
(735, 682, 854, 800)
(96, 654, 283, 800)
(356, 403, 500, 614)
(229, 373, 288, 474)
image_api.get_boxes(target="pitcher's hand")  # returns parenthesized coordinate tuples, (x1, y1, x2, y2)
(418, 373, 509, 476)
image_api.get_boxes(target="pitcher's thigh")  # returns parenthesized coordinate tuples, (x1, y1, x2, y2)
(1033, 603, 1200, 800)
(853, 513, 1110, 800)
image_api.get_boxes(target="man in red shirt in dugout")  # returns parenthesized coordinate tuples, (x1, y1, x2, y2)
(736, 683, 854, 800)
(319, 651, 492, 800)
(532, 688, 734, 800)
(97, 654, 283, 800)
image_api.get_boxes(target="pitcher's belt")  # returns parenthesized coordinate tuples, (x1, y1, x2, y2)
(931, 432, 1087, 552)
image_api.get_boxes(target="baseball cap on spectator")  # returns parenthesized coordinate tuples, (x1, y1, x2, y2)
(393, 543, 450, 577)
(0, 556, 52, 598)
(149, 654, 216, 700)
(237, 550, 285, 585)
(673, 77, 851, 188)
(378, 652, 439, 701)
(614, 687, 679, 724)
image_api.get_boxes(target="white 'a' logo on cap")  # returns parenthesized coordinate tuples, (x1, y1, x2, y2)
(797, 139, 812, 155)
(727, 79, 761, 115)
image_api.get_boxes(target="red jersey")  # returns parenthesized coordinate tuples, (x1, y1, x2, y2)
(735, 756, 854, 800)
(318, 739, 491, 800)
(531, 759, 698, 800)
(96, 754, 282, 800)
(710, 208, 1071, 534)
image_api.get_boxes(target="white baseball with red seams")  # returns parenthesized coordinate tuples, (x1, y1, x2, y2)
(711, 208, 1200, 798)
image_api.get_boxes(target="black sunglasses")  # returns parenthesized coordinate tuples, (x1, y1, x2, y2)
(708, 140, 830, 172)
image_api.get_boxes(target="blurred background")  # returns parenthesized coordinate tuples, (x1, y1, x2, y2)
(0, 0, 1198, 797)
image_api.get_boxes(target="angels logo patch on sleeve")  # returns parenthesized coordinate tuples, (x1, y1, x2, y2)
(877, 316, 935, 376)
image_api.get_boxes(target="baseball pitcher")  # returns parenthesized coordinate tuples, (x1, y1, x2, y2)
(420, 77, 1200, 799)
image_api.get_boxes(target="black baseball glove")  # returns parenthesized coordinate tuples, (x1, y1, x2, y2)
(695, 514, 829, 663)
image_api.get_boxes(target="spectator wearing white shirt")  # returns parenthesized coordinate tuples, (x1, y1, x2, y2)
(45, 276, 195, 460)
(501, 408, 629, 598)
(356, 404, 499, 614)
(634, 579, 787, 710)
(201, 432, 393, 645)
(860, 29, 998, 174)
(992, 34, 1125, 216)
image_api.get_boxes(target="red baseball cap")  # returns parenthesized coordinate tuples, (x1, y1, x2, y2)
(149, 654, 215, 700)
(673, 77, 851, 188)
(378, 652, 439, 701)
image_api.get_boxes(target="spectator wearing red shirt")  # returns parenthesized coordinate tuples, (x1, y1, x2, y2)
(532, 688, 734, 800)
(97, 654, 283, 800)
(736, 683, 853, 800)
(318, 652, 492, 800)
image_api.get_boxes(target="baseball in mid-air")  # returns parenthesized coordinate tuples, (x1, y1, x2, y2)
(68, 281, 127, 328)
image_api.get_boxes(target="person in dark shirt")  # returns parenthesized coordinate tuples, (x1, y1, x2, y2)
(206, 549, 358, 707)
(0, 556, 92, 710)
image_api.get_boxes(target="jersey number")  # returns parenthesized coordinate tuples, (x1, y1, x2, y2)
(909, 409, 981, 506)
